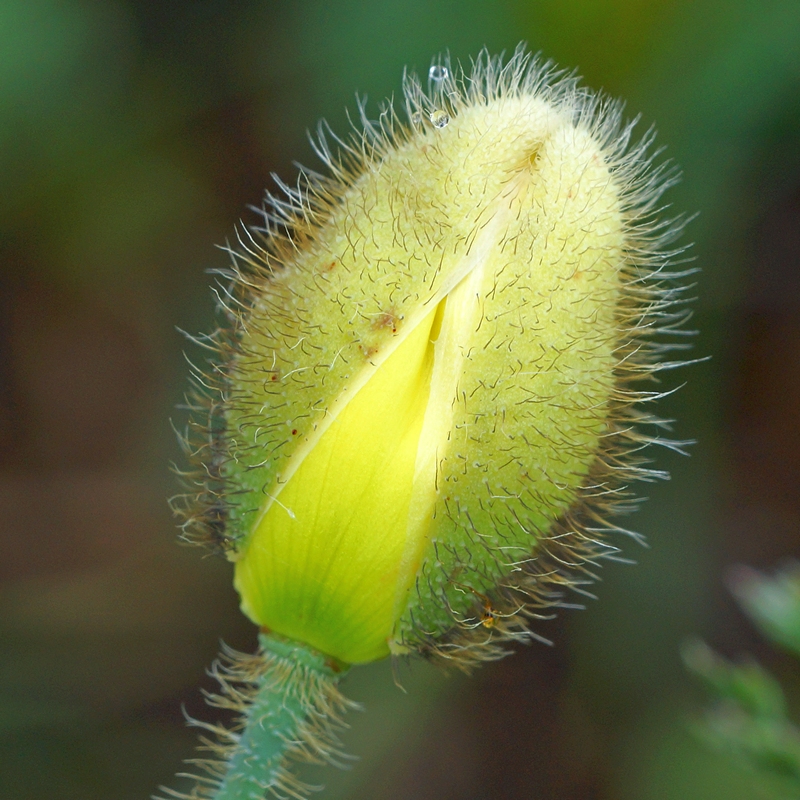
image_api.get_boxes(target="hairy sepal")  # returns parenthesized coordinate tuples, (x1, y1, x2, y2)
(176, 46, 693, 667)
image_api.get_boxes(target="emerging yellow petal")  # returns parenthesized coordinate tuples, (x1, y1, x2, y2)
(235, 307, 439, 663)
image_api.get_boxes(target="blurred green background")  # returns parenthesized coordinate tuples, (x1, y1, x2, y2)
(1, 1, 799, 798)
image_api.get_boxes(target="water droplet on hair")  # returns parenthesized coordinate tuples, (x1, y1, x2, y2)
(429, 109, 450, 129)
(411, 111, 423, 125)
(428, 65, 449, 82)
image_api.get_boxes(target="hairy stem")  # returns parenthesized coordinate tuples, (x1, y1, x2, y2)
(160, 633, 355, 800)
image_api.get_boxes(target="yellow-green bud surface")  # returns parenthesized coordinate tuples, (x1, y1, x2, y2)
(182, 50, 687, 667)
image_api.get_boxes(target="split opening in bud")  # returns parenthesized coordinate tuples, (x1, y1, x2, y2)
(234, 248, 494, 663)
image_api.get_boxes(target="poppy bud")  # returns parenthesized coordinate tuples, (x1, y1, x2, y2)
(178, 47, 689, 670)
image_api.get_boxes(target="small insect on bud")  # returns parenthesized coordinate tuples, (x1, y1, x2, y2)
(168, 46, 692, 800)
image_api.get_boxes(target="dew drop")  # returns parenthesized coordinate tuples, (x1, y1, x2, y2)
(428, 65, 449, 82)
(411, 111, 423, 125)
(429, 109, 450, 129)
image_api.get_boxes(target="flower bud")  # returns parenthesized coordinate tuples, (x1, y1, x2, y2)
(178, 48, 688, 667)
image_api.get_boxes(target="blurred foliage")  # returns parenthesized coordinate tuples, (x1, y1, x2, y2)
(733, 564, 800, 660)
(684, 564, 800, 798)
(0, 0, 799, 798)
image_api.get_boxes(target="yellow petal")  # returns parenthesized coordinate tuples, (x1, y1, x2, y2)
(234, 306, 440, 663)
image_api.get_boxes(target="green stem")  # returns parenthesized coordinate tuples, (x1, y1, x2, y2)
(161, 633, 355, 800)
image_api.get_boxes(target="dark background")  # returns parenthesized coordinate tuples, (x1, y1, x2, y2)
(1, 1, 799, 798)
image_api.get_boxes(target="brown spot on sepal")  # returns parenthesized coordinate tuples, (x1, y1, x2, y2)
(358, 342, 380, 360)
(372, 310, 403, 334)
